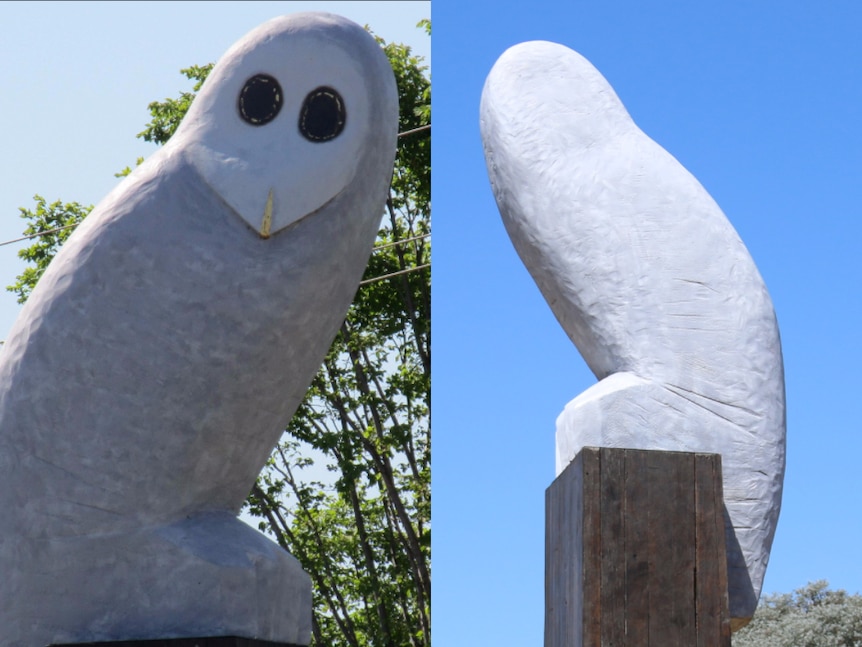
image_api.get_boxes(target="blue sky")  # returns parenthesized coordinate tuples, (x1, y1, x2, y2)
(433, 0, 862, 644)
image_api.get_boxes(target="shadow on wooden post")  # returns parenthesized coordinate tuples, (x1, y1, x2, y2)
(545, 447, 731, 647)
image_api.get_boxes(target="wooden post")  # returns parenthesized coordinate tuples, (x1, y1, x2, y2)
(49, 637, 303, 647)
(545, 447, 731, 647)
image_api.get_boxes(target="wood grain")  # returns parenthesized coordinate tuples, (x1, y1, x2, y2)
(545, 447, 730, 647)
(50, 637, 303, 647)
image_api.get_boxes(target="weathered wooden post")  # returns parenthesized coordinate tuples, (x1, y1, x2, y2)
(50, 639, 302, 647)
(545, 447, 731, 647)
(50, 636, 300, 647)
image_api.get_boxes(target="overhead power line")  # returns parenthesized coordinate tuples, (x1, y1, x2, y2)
(359, 263, 430, 286)
(397, 124, 430, 138)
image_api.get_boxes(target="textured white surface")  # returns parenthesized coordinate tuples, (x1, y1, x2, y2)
(481, 41, 785, 622)
(0, 12, 397, 646)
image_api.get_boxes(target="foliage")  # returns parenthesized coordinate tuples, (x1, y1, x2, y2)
(8, 23, 430, 647)
(139, 64, 214, 146)
(733, 582, 862, 647)
(7, 197, 91, 304)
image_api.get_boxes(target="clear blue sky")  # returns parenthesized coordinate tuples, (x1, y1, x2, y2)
(433, 0, 862, 644)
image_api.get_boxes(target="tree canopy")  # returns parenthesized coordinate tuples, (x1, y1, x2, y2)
(734, 582, 862, 647)
(8, 21, 430, 647)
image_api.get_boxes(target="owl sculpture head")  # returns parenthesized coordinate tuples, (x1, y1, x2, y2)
(169, 12, 396, 238)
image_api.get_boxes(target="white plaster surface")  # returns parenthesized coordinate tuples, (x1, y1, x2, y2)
(481, 41, 785, 622)
(0, 13, 398, 646)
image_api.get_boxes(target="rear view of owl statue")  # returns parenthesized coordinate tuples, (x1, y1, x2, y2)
(481, 41, 785, 627)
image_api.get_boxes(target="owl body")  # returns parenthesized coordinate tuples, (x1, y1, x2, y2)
(481, 41, 785, 624)
(0, 12, 397, 645)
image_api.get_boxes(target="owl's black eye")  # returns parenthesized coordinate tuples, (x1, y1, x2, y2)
(299, 87, 346, 142)
(238, 74, 283, 126)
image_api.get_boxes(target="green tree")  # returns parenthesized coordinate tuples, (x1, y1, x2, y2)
(733, 582, 862, 647)
(8, 24, 430, 647)
(7, 196, 91, 304)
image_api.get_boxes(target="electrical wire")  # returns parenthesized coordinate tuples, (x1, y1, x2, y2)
(359, 263, 430, 286)
(397, 124, 430, 139)
(0, 224, 78, 248)
(372, 232, 429, 252)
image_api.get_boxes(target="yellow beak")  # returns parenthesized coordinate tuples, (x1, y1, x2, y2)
(259, 189, 274, 239)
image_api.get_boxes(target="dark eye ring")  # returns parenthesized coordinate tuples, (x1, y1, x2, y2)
(238, 74, 283, 126)
(299, 87, 346, 142)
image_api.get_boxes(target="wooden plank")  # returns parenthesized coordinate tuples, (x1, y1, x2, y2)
(623, 449, 650, 644)
(647, 450, 696, 646)
(50, 638, 303, 647)
(599, 447, 626, 647)
(694, 453, 731, 647)
(581, 448, 602, 647)
(545, 472, 557, 647)
(545, 461, 561, 647)
(546, 449, 586, 647)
